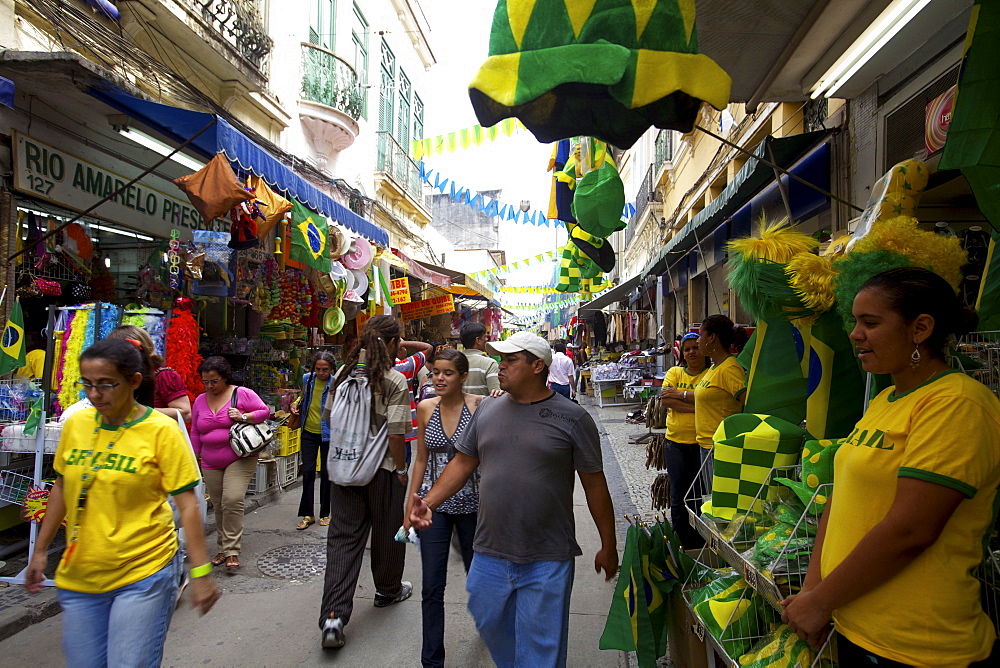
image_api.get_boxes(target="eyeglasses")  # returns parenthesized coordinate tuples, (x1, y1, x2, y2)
(75, 381, 121, 394)
(202, 379, 222, 386)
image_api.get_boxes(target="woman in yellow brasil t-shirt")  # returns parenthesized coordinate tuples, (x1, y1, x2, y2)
(782, 267, 1000, 666)
(691, 315, 748, 490)
(658, 332, 707, 547)
(25, 338, 221, 666)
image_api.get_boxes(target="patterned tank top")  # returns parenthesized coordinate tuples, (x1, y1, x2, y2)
(417, 401, 479, 514)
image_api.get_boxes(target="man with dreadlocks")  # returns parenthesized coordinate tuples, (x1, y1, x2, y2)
(318, 315, 414, 650)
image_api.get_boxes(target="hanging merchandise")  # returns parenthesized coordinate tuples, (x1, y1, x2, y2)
(572, 160, 626, 238)
(247, 174, 292, 239)
(847, 159, 929, 251)
(191, 229, 234, 297)
(227, 189, 265, 250)
(289, 200, 331, 273)
(165, 301, 204, 398)
(468, 0, 731, 148)
(270, 268, 311, 324)
(341, 238, 374, 270)
(173, 153, 253, 224)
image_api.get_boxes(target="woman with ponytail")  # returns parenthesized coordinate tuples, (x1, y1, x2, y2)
(692, 315, 749, 487)
(318, 315, 414, 650)
(783, 267, 1000, 665)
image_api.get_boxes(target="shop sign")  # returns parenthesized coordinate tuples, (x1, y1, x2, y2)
(925, 85, 956, 155)
(389, 277, 411, 305)
(399, 294, 455, 322)
(12, 130, 223, 238)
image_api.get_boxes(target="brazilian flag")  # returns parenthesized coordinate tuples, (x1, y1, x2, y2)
(0, 299, 26, 376)
(600, 524, 658, 666)
(289, 200, 331, 273)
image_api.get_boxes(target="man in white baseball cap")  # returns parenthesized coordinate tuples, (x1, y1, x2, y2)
(409, 330, 618, 667)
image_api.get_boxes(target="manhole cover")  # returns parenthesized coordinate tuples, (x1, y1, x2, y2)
(257, 544, 326, 579)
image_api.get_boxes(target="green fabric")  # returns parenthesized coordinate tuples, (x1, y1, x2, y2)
(600, 524, 658, 665)
(0, 299, 26, 376)
(738, 624, 815, 667)
(572, 162, 626, 237)
(693, 586, 768, 659)
(289, 200, 331, 273)
(774, 438, 842, 515)
(804, 309, 865, 439)
(975, 231, 1000, 329)
(469, 0, 732, 147)
(704, 414, 807, 521)
(22, 395, 44, 436)
(939, 0, 1000, 233)
(738, 319, 808, 428)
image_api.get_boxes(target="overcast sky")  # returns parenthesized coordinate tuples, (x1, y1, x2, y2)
(423, 1, 564, 289)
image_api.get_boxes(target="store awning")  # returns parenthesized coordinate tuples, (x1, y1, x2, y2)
(392, 249, 452, 288)
(577, 273, 645, 313)
(446, 274, 495, 302)
(641, 131, 828, 278)
(88, 87, 389, 246)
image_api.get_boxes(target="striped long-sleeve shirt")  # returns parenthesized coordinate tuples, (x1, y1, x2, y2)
(462, 349, 500, 396)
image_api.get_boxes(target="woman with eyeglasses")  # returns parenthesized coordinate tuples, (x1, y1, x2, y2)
(189, 356, 270, 571)
(25, 339, 220, 666)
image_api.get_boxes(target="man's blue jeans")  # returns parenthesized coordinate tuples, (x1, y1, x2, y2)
(57, 551, 181, 668)
(466, 552, 574, 667)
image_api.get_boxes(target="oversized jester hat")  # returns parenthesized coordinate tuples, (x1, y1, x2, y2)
(469, 0, 732, 148)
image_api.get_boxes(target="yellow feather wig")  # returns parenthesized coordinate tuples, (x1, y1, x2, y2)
(726, 218, 819, 264)
(849, 216, 966, 290)
(786, 253, 837, 313)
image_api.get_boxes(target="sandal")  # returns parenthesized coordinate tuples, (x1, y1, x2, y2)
(210, 553, 226, 567)
(225, 555, 240, 569)
(296, 516, 315, 530)
(318, 517, 330, 527)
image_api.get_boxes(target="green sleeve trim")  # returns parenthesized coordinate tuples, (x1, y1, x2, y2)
(887, 369, 961, 401)
(898, 467, 977, 498)
(169, 479, 200, 496)
(734, 387, 747, 398)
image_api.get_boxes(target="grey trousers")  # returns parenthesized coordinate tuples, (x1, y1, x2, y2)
(319, 468, 407, 627)
(202, 456, 257, 556)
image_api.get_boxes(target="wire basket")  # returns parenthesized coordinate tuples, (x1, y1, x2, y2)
(956, 331, 1000, 395)
(0, 469, 36, 505)
(0, 419, 62, 453)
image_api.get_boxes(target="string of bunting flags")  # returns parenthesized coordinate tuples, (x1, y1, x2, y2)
(502, 292, 602, 310)
(469, 250, 559, 279)
(410, 118, 525, 162)
(497, 286, 565, 294)
(418, 162, 636, 228)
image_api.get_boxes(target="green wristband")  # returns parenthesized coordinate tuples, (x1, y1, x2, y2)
(190, 562, 212, 578)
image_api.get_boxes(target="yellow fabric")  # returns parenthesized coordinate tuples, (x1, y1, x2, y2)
(468, 53, 521, 106)
(822, 372, 1000, 665)
(662, 365, 706, 444)
(305, 379, 323, 433)
(631, 50, 732, 110)
(693, 356, 746, 449)
(15, 349, 46, 385)
(54, 407, 200, 594)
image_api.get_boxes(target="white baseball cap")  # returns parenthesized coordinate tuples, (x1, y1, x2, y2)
(487, 331, 553, 367)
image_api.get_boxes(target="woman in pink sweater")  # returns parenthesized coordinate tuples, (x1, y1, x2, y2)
(190, 356, 269, 571)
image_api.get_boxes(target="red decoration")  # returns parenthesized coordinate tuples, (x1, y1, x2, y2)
(166, 310, 204, 397)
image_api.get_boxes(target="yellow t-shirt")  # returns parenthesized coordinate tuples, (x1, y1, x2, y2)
(693, 356, 746, 449)
(821, 371, 1000, 665)
(54, 407, 201, 594)
(16, 349, 47, 388)
(305, 378, 324, 434)
(662, 365, 707, 445)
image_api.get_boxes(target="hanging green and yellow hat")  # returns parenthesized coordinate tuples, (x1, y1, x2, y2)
(469, 0, 732, 148)
(774, 438, 842, 515)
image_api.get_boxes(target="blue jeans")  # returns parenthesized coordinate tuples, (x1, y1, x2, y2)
(419, 510, 477, 667)
(57, 551, 181, 668)
(550, 383, 571, 399)
(466, 552, 574, 668)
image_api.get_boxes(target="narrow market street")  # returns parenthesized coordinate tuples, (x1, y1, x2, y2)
(0, 396, 654, 667)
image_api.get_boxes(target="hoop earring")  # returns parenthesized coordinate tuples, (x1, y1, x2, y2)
(910, 347, 921, 369)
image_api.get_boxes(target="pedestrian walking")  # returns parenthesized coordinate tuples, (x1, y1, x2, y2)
(410, 331, 618, 667)
(404, 348, 483, 667)
(319, 315, 413, 649)
(190, 356, 270, 571)
(289, 351, 337, 529)
(548, 340, 576, 400)
(107, 325, 192, 423)
(460, 323, 500, 395)
(25, 339, 220, 667)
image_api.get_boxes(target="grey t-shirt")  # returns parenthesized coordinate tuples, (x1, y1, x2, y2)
(455, 392, 603, 563)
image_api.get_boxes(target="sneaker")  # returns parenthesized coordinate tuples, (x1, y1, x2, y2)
(373, 581, 412, 608)
(321, 617, 345, 649)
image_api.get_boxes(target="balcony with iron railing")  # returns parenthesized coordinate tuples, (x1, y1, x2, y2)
(300, 43, 363, 121)
(177, 0, 273, 81)
(376, 131, 423, 204)
(625, 163, 657, 247)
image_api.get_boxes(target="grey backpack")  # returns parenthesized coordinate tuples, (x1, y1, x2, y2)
(326, 370, 388, 486)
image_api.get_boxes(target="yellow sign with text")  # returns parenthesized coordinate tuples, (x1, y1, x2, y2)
(389, 277, 411, 305)
(399, 294, 455, 322)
